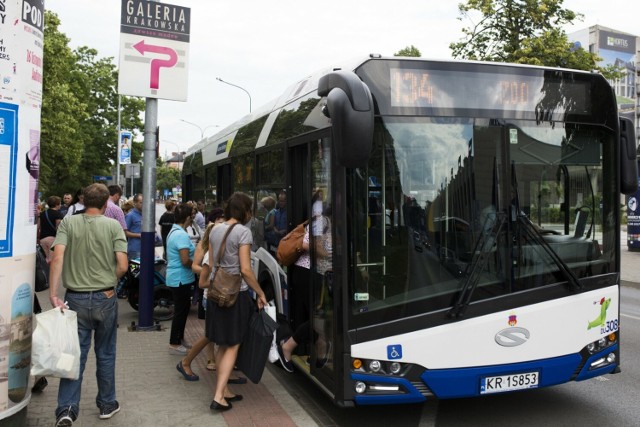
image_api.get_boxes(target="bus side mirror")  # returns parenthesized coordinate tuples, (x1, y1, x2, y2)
(620, 117, 638, 195)
(318, 71, 374, 168)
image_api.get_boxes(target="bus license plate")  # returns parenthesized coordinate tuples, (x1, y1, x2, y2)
(480, 372, 539, 394)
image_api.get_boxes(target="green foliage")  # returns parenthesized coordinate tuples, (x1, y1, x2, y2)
(156, 165, 182, 193)
(40, 11, 145, 197)
(394, 45, 422, 57)
(449, 0, 616, 74)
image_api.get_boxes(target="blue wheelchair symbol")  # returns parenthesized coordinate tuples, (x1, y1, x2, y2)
(387, 345, 402, 360)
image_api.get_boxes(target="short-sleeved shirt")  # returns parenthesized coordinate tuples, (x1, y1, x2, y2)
(52, 214, 127, 291)
(209, 222, 252, 291)
(40, 209, 64, 239)
(194, 211, 206, 230)
(125, 208, 143, 253)
(166, 224, 195, 287)
(274, 208, 287, 232)
(105, 199, 127, 230)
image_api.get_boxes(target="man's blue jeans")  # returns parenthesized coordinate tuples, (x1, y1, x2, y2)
(56, 290, 118, 417)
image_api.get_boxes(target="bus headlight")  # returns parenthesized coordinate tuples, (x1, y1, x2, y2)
(597, 337, 607, 348)
(354, 381, 367, 394)
(369, 360, 381, 373)
(389, 362, 402, 374)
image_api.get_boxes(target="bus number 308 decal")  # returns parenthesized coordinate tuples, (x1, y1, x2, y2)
(601, 319, 619, 334)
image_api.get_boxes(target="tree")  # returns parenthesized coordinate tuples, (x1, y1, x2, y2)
(156, 165, 182, 196)
(40, 11, 145, 197)
(448, 0, 617, 76)
(70, 47, 145, 186)
(394, 45, 421, 57)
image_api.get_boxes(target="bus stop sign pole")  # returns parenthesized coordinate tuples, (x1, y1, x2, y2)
(138, 97, 158, 330)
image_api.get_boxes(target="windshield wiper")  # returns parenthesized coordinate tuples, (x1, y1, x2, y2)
(448, 212, 506, 319)
(516, 213, 583, 292)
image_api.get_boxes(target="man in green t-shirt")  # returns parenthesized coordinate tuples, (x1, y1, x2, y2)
(49, 183, 128, 427)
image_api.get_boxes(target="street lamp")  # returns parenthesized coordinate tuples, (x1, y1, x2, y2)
(216, 77, 252, 113)
(180, 119, 219, 139)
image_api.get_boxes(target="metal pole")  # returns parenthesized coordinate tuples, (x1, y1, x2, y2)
(138, 97, 158, 329)
(116, 95, 121, 188)
(216, 77, 252, 113)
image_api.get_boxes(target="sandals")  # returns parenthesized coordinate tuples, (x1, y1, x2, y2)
(206, 360, 216, 371)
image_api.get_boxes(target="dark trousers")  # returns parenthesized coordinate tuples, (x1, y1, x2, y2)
(291, 265, 312, 345)
(169, 283, 193, 345)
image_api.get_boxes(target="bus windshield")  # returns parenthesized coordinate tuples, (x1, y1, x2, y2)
(348, 116, 617, 321)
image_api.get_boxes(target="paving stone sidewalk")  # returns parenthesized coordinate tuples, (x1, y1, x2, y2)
(25, 295, 317, 427)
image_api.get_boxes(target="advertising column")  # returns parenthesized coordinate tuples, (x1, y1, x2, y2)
(0, 0, 45, 423)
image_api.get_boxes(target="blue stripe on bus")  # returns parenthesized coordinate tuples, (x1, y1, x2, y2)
(351, 374, 427, 405)
(421, 354, 582, 399)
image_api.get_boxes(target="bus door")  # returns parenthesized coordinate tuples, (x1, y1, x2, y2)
(286, 140, 309, 339)
(308, 135, 335, 394)
(287, 132, 336, 392)
(217, 162, 233, 204)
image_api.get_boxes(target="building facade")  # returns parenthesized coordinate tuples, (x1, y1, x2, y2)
(569, 25, 639, 146)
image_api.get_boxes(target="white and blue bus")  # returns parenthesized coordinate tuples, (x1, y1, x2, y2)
(182, 56, 637, 406)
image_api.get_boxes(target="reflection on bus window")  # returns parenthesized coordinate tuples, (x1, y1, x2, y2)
(350, 118, 612, 317)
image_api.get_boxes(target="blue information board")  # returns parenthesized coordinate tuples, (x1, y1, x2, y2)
(0, 103, 18, 257)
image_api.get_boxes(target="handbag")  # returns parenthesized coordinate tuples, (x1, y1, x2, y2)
(207, 223, 242, 307)
(236, 309, 278, 383)
(35, 244, 50, 292)
(276, 220, 308, 266)
(31, 308, 81, 379)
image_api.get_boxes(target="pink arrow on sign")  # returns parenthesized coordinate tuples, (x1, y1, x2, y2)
(133, 40, 178, 90)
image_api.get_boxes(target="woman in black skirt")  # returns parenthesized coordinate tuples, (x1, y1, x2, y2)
(206, 192, 267, 411)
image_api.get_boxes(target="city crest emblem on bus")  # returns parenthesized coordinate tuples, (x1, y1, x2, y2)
(495, 327, 530, 347)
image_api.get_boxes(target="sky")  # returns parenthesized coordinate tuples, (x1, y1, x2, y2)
(47, 0, 639, 157)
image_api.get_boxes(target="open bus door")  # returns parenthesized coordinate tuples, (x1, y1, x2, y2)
(286, 131, 338, 397)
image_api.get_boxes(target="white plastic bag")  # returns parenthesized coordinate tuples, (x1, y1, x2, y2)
(265, 303, 279, 363)
(31, 308, 81, 379)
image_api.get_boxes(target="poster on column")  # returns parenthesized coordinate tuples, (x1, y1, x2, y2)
(0, 0, 44, 421)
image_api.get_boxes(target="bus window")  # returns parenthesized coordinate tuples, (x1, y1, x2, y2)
(349, 117, 613, 320)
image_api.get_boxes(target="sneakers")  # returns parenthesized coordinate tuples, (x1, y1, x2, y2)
(55, 402, 119, 425)
(168, 345, 188, 355)
(277, 341, 294, 373)
(55, 407, 76, 427)
(99, 401, 121, 420)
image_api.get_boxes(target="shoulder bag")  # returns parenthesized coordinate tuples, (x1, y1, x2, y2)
(207, 223, 242, 307)
(276, 220, 308, 266)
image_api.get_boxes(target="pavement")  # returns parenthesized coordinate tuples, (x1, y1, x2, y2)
(23, 230, 640, 426)
(25, 295, 319, 427)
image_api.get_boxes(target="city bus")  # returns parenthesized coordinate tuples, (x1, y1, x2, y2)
(182, 56, 637, 406)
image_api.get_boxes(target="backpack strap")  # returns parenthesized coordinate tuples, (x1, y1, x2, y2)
(44, 210, 56, 229)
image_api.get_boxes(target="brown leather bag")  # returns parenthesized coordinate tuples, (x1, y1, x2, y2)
(276, 220, 308, 266)
(208, 223, 242, 307)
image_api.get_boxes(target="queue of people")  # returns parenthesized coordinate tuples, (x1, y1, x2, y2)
(37, 183, 333, 423)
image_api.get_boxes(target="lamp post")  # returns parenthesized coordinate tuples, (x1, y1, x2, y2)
(180, 119, 219, 140)
(216, 77, 252, 113)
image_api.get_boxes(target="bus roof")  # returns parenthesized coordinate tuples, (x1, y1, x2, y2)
(185, 55, 605, 158)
